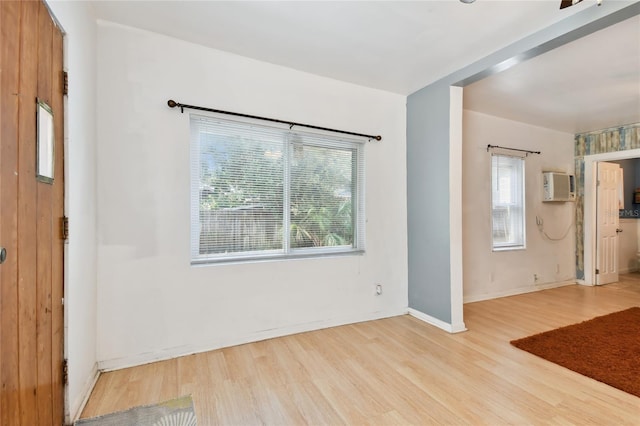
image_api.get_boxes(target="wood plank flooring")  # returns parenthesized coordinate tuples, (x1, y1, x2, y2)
(81, 277, 640, 424)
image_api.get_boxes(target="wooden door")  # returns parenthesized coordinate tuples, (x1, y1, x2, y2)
(596, 161, 620, 285)
(1, 1, 65, 424)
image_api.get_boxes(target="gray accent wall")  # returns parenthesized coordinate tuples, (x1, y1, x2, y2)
(406, 2, 640, 325)
(407, 82, 452, 322)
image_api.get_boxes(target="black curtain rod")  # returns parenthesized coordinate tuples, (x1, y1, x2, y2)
(487, 144, 541, 155)
(167, 100, 382, 141)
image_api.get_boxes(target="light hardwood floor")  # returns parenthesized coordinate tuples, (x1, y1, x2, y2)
(81, 277, 640, 425)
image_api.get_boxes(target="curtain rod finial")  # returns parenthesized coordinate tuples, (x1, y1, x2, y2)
(375, 135, 382, 141)
(167, 99, 178, 108)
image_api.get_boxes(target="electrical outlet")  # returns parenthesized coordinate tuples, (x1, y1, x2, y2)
(534, 274, 539, 282)
(375, 284, 382, 295)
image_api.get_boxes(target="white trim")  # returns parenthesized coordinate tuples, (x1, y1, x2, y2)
(97, 308, 406, 372)
(68, 362, 100, 424)
(463, 280, 576, 304)
(584, 157, 596, 285)
(449, 86, 465, 333)
(583, 148, 640, 285)
(408, 308, 467, 334)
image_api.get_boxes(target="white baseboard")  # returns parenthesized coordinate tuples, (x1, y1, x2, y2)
(98, 308, 407, 372)
(407, 308, 467, 333)
(463, 279, 576, 304)
(619, 267, 638, 274)
(68, 362, 100, 424)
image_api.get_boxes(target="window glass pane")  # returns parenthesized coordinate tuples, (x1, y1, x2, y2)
(290, 143, 355, 248)
(491, 154, 525, 249)
(197, 124, 285, 255)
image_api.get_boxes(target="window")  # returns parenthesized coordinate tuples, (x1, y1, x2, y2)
(190, 115, 365, 263)
(491, 154, 525, 250)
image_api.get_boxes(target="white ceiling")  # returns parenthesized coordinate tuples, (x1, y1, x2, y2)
(464, 13, 640, 133)
(91, 0, 640, 134)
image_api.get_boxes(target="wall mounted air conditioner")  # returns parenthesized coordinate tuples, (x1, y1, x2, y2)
(543, 172, 575, 202)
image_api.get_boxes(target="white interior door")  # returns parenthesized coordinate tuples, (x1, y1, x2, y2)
(596, 161, 620, 285)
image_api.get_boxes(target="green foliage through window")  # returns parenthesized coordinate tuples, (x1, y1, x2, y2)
(190, 115, 365, 262)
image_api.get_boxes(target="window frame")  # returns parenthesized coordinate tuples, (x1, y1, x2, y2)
(190, 114, 366, 264)
(491, 153, 526, 251)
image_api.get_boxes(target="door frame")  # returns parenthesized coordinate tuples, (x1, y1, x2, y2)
(584, 148, 640, 285)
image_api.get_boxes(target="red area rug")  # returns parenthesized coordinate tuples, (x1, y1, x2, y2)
(511, 307, 640, 398)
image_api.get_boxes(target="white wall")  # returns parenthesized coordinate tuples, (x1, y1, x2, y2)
(45, 0, 98, 423)
(462, 111, 575, 303)
(95, 22, 408, 369)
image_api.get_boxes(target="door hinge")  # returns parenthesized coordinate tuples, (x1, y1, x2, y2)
(595, 269, 600, 274)
(61, 216, 69, 241)
(62, 71, 68, 96)
(62, 359, 68, 386)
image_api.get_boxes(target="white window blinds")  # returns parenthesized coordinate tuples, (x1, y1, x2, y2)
(190, 114, 365, 263)
(491, 154, 525, 250)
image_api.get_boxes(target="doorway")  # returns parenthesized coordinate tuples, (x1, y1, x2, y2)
(584, 149, 640, 286)
(595, 161, 621, 285)
(0, 0, 65, 423)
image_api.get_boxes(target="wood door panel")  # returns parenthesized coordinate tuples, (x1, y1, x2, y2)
(17, 1, 40, 424)
(36, 4, 55, 422)
(0, 0, 2, 420)
(1, 1, 65, 424)
(51, 26, 65, 425)
(1, 1, 22, 424)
